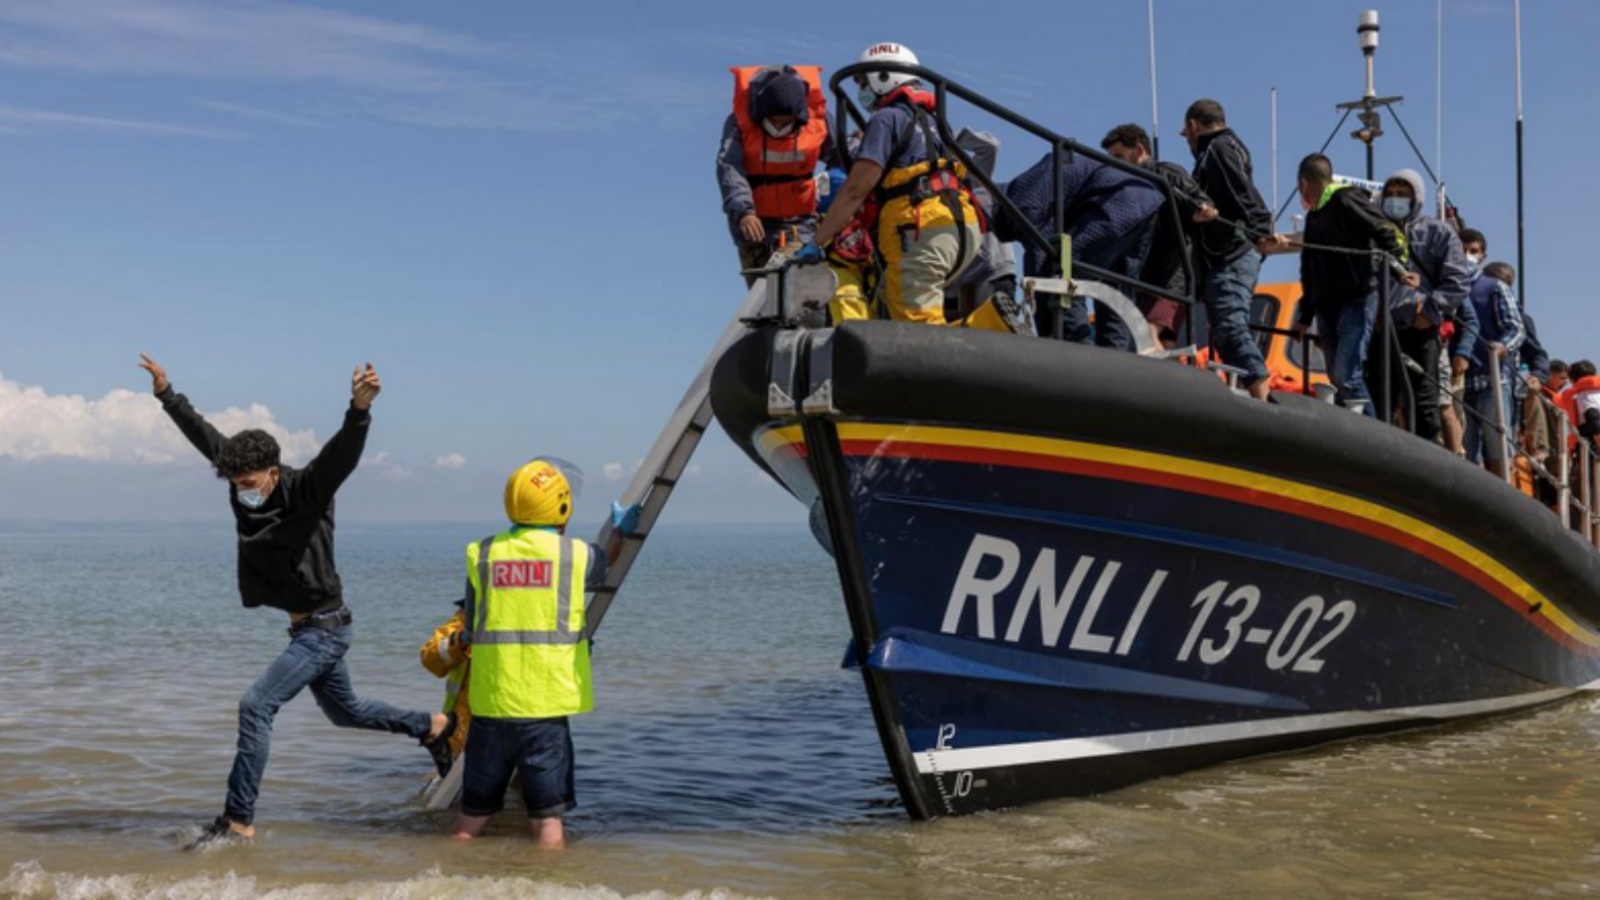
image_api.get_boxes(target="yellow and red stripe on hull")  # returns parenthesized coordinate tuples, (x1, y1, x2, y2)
(756, 420, 1600, 655)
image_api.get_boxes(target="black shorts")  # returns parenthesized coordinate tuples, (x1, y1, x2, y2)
(459, 716, 575, 819)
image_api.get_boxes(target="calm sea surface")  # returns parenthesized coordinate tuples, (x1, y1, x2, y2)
(3, 521, 1600, 899)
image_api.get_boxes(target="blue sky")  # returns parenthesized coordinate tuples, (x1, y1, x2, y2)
(2, 0, 1595, 524)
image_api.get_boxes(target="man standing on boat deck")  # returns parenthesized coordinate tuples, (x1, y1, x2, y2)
(1102, 123, 1218, 348)
(1181, 99, 1276, 400)
(1378, 168, 1473, 441)
(137, 355, 453, 849)
(1462, 263, 1526, 476)
(995, 141, 1165, 345)
(718, 65, 834, 286)
(1290, 154, 1411, 414)
(800, 42, 984, 327)
(451, 459, 637, 848)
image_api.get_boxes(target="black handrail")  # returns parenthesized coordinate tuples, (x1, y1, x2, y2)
(828, 61, 1199, 329)
(1247, 322, 1316, 395)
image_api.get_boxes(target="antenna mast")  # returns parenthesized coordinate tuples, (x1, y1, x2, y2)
(1515, 0, 1526, 304)
(1271, 87, 1279, 220)
(1148, 0, 1160, 161)
(1336, 10, 1400, 181)
(1437, 0, 1446, 217)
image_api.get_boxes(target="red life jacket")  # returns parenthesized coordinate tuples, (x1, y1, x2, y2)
(1564, 376, 1600, 450)
(730, 65, 829, 220)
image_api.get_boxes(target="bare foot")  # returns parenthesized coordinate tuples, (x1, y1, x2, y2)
(531, 817, 564, 849)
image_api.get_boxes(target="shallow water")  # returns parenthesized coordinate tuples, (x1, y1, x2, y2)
(3, 521, 1600, 898)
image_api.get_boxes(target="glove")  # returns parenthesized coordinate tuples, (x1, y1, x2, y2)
(791, 241, 825, 266)
(610, 501, 642, 535)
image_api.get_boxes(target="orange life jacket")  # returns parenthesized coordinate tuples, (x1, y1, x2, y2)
(731, 65, 829, 220)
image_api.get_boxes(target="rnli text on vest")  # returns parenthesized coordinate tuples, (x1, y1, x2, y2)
(491, 560, 553, 589)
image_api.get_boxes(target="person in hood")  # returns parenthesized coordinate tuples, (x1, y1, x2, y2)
(718, 66, 835, 285)
(995, 144, 1165, 346)
(1379, 168, 1473, 441)
(137, 355, 453, 849)
(1102, 123, 1217, 347)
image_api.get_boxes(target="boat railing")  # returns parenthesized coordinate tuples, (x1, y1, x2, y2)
(828, 61, 1199, 344)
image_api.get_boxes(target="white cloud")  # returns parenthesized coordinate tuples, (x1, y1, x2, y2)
(0, 0, 716, 133)
(0, 104, 240, 138)
(601, 462, 625, 483)
(194, 98, 329, 129)
(0, 371, 318, 464)
(361, 450, 412, 481)
(434, 452, 466, 470)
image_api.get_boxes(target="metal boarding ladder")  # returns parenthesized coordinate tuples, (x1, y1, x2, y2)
(581, 278, 769, 635)
(583, 257, 831, 635)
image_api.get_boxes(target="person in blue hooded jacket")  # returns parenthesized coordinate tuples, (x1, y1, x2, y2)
(994, 147, 1164, 346)
(1378, 168, 1473, 441)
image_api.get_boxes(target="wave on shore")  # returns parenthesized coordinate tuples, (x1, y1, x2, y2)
(2, 862, 766, 900)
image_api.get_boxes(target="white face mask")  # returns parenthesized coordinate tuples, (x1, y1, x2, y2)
(1381, 196, 1413, 221)
(1466, 252, 1483, 268)
(761, 118, 796, 138)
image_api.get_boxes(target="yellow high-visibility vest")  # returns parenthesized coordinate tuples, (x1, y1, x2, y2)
(465, 527, 592, 719)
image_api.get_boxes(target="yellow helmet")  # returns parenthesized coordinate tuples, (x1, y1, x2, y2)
(504, 458, 576, 526)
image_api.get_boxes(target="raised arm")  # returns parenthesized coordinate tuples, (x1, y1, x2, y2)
(140, 353, 226, 463)
(299, 363, 378, 508)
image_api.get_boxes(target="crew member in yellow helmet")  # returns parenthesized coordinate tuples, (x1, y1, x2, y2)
(796, 42, 984, 327)
(449, 457, 639, 848)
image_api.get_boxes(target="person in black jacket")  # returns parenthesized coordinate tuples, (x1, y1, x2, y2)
(1288, 155, 1413, 413)
(138, 354, 452, 849)
(1181, 100, 1275, 399)
(1102, 123, 1216, 347)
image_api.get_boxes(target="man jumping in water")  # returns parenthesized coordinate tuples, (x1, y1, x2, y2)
(139, 355, 453, 849)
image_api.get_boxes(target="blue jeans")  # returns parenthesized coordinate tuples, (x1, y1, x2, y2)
(1052, 296, 1133, 351)
(1202, 249, 1269, 386)
(1464, 384, 1514, 464)
(1316, 294, 1377, 413)
(460, 716, 576, 819)
(224, 623, 431, 825)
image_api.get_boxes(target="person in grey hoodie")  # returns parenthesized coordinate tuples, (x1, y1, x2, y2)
(1379, 168, 1473, 441)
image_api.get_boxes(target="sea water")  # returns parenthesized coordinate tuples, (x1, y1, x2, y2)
(3, 521, 1600, 898)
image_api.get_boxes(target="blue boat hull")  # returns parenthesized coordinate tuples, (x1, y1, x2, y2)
(711, 322, 1600, 817)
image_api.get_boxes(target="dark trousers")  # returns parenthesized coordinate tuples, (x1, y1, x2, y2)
(1395, 323, 1443, 441)
(224, 624, 431, 825)
(1036, 296, 1134, 351)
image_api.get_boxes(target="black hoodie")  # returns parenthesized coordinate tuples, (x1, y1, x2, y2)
(158, 386, 369, 614)
(1297, 186, 1406, 322)
(1189, 128, 1273, 268)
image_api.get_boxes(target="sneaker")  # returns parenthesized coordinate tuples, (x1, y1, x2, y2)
(420, 712, 458, 778)
(183, 815, 252, 851)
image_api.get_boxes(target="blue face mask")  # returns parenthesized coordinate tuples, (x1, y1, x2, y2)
(235, 471, 275, 509)
(1382, 196, 1412, 221)
(857, 86, 879, 111)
